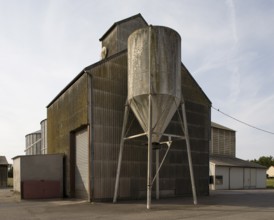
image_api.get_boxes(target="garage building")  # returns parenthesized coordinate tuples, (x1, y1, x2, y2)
(209, 122, 266, 189)
(210, 155, 266, 189)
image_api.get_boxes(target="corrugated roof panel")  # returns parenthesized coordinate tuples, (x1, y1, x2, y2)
(210, 155, 266, 169)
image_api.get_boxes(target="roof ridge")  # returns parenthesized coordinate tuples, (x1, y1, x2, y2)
(99, 13, 148, 41)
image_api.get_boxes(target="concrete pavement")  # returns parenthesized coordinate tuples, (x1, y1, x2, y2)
(1, 188, 274, 219)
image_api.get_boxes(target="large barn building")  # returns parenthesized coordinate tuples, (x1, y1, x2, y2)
(46, 14, 211, 202)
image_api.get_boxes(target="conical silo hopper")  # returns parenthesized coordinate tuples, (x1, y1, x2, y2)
(128, 26, 181, 143)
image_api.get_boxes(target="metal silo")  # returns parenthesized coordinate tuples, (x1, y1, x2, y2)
(25, 131, 42, 155)
(114, 26, 197, 209)
(40, 119, 47, 154)
(127, 26, 181, 143)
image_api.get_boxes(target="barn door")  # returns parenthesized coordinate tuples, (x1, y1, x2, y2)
(75, 128, 89, 200)
(244, 168, 251, 189)
(250, 169, 256, 188)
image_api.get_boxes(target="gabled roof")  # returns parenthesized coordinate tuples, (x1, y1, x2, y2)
(47, 50, 127, 108)
(99, 13, 148, 41)
(210, 155, 266, 169)
(0, 156, 8, 165)
(181, 63, 211, 104)
(211, 121, 235, 132)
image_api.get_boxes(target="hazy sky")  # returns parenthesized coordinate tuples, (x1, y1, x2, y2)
(1, 0, 274, 163)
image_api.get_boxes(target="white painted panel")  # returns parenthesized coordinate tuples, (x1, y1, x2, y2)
(215, 166, 229, 190)
(256, 169, 266, 188)
(13, 157, 21, 192)
(75, 128, 89, 200)
(244, 168, 251, 189)
(250, 168, 256, 188)
(230, 168, 243, 189)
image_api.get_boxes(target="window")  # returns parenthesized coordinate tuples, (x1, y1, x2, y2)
(215, 175, 223, 185)
(209, 175, 214, 184)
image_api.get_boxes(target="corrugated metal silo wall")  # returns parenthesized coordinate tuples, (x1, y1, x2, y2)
(211, 128, 236, 157)
(102, 27, 118, 57)
(177, 65, 211, 196)
(47, 74, 89, 196)
(89, 52, 211, 200)
(25, 133, 42, 155)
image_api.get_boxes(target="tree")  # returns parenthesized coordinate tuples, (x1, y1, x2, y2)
(249, 156, 274, 168)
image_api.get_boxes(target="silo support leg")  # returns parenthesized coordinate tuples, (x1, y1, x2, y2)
(113, 104, 129, 203)
(155, 149, 159, 200)
(147, 94, 153, 209)
(181, 103, 198, 205)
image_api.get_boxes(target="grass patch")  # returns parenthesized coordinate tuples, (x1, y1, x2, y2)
(8, 178, 13, 187)
(267, 178, 274, 189)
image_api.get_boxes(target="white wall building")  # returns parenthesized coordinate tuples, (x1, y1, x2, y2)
(209, 122, 266, 190)
(267, 166, 274, 178)
(210, 155, 266, 190)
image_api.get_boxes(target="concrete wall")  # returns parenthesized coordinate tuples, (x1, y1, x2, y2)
(13, 154, 63, 198)
(13, 157, 21, 192)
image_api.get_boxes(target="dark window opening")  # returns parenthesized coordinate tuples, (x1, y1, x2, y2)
(215, 175, 223, 185)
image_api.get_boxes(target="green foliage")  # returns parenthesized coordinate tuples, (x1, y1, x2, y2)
(249, 156, 274, 168)
(267, 178, 274, 189)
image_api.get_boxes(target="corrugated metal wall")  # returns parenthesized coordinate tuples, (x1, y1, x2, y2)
(47, 50, 211, 200)
(47, 74, 89, 196)
(211, 127, 235, 157)
(25, 132, 42, 155)
(88, 52, 211, 200)
(75, 128, 89, 199)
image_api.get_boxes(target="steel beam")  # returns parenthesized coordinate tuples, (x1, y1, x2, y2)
(113, 104, 129, 203)
(181, 102, 197, 205)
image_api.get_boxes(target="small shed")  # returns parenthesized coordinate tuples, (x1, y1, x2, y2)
(13, 154, 64, 199)
(210, 155, 266, 190)
(0, 156, 8, 187)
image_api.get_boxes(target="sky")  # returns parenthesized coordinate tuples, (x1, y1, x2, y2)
(0, 0, 274, 163)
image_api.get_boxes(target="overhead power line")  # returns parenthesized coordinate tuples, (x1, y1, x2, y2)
(212, 106, 274, 135)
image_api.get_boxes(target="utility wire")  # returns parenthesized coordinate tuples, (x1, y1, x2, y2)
(212, 106, 274, 135)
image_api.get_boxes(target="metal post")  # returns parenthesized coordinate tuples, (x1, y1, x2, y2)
(152, 140, 171, 185)
(113, 104, 129, 203)
(156, 148, 159, 200)
(181, 102, 197, 205)
(147, 94, 152, 209)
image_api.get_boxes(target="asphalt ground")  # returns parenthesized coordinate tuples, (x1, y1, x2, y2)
(1, 188, 274, 220)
